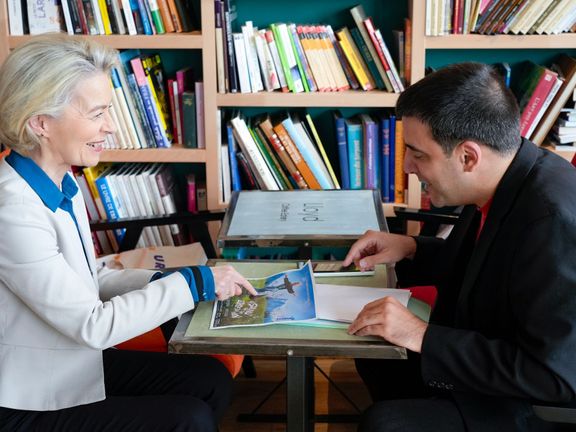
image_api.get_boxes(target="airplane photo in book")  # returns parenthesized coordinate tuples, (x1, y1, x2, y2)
(210, 261, 316, 329)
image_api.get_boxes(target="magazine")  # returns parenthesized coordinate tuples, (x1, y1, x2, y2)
(210, 261, 317, 329)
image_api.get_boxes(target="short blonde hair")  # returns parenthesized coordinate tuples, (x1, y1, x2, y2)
(0, 34, 118, 153)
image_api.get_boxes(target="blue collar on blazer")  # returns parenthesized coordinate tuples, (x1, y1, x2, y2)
(5, 150, 78, 213)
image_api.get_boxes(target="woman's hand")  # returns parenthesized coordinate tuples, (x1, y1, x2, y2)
(210, 265, 257, 301)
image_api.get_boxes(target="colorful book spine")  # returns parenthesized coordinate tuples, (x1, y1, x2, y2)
(95, 171, 126, 244)
(360, 114, 379, 190)
(334, 112, 350, 189)
(388, 114, 396, 203)
(394, 119, 405, 203)
(281, 116, 332, 189)
(345, 118, 363, 190)
(226, 122, 242, 191)
(380, 116, 390, 202)
(305, 113, 340, 188)
(130, 57, 170, 147)
(259, 118, 308, 189)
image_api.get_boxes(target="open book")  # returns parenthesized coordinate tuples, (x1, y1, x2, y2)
(210, 261, 317, 329)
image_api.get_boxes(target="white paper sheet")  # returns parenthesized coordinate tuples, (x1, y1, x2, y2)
(315, 284, 411, 323)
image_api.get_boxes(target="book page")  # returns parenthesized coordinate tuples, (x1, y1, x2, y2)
(210, 261, 316, 329)
(315, 284, 411, 323)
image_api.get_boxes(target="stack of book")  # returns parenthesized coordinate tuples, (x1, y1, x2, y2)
(549, 108, 576, 150)
(74, 163, 193, 255)
(106, 50, 204, 150)
(426, 0, 576, 35)
(222, 112, 339, 194)
(220, 109, 408, 206)
(511, 60, 563, 141)
(8, 0, 199, 36)
(334, 112, 406, 204)
(215, 3, 405, 94)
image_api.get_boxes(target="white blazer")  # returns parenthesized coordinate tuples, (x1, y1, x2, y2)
(0, 160, 195, 410)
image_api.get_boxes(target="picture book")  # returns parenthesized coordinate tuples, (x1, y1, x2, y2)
(210, 261, 316, 329)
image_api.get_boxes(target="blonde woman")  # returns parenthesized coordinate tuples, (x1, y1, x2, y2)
(0, 34, 256, 431)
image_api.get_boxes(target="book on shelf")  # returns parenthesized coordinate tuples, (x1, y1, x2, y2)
(394, 119, 406, 204)
(258, 117, 308, 189)
(388, 114, 396, 203)
(272, 120, 321, 189)
(215, 0, 226, 93)
(333, 112, 350, 190)
(230, 116, 280, 190)
(182, 91, 197, 148)
(336, 27, 375, 92)
(281, 115, 334, 189)
(241, 21, 264, 93)
(222, 119, 242, 192)
(27, 0, 61, 34)
(255, 29, 281, 92)
(305, 113, 340, 189)
(363, 17, 403, 92)
(186, 172, 198, 213)
(264, 28, 289, 92)
(349, 4, 392, 92)
(141, 54, 173, 142)
(195, 82, 205, 149)
(380, 115, 391, 203)
(532, 55, 576, 145)
(348, 26, 383, 90)
(325, 24, 360, 91)
(221, 145, 233, 203)
(154, 164, 186, 245)
(288, 23, 316, 92)
(359, 114, 379, 190)
(139, 164, 174, 246)
(344, 118, 363, 190)
(232, 32, 252, 94)
(7, 0, 25, 35)
(271, 23, 305, 93)
(249, 123, 293, 190)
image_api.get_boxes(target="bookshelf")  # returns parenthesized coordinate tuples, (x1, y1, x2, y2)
(409, 3, 576, 161)
(0, 0, 575, 217)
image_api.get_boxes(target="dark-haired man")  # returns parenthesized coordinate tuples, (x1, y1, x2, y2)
(344, 62, 576, 432)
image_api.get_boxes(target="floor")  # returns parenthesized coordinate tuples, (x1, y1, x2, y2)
(220, 357, 372, 432)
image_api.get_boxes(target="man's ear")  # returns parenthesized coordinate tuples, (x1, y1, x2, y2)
(28, 115, 47, 138)
(458, 140, 481, 172)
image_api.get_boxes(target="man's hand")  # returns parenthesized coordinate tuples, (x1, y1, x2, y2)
(211, 265, 257, 300)
(342, 230, 417, 271)
(347, 296, 427, 353)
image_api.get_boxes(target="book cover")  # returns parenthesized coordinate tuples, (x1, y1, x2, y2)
(394, 119, 405, 204)
(388, 114, 396, 203)
(336, 27, 375, 91)
(523, 72, 562, 138)
(210, 262, 317, 329)
(348, 26, 384, 90)
(154, 164, 185, 245)
(195, 82, 205, 148)
(264, 29, 289, 92)
(27, 0, 62, 34)
(251, 124, 293, 190)
(232, 32, 252, 94)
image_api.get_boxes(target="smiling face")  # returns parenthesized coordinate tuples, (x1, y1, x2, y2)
(402, 116, 467, 208)
(28, 72, 115, 183)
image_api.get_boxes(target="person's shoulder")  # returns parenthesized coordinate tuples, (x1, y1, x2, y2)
(0, 159, 39, 207)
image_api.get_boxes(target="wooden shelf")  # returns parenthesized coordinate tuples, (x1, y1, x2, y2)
(100, 146, 206, 163)
(425, 33, 576, 50)
(216, 91, 400, 108)
(8, 33, 203, 50)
